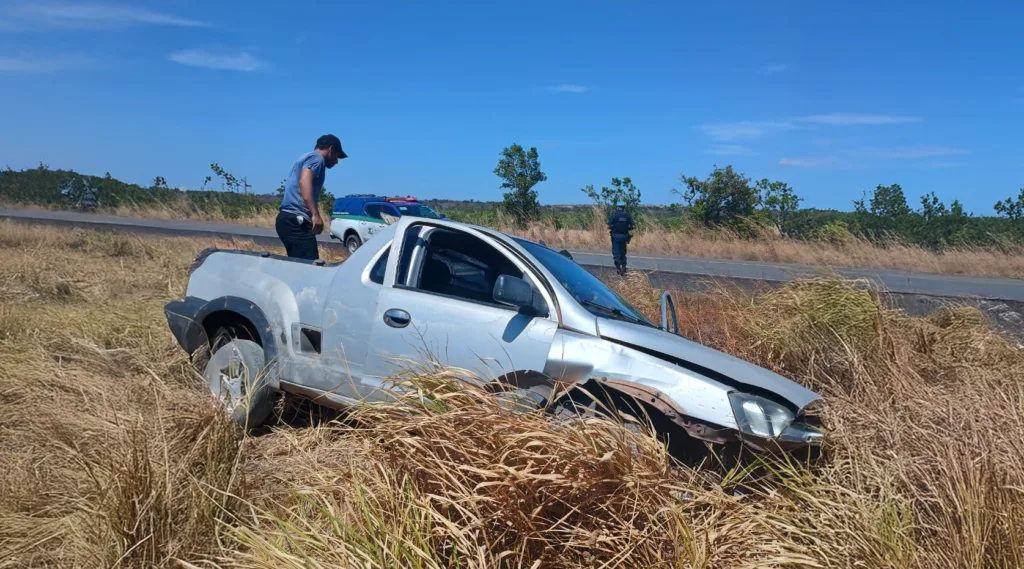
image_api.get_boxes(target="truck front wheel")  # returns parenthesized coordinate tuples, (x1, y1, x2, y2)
(203, 338, 274, 429)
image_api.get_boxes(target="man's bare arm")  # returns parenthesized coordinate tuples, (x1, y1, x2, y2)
(299, 169, 319, 217)
(299, 168, 324, 234)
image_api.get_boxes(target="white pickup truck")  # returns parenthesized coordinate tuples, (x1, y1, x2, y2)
(165, 215, 823, 460)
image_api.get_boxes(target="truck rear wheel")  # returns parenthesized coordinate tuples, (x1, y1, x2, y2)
(203, 338, 274, 429)
(345, 233, 362, 254)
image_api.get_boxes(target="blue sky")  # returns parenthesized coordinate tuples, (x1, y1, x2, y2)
(1, 1, 1021, 212)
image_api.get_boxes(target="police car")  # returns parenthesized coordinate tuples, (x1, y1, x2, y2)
(329, 194, 445, 253)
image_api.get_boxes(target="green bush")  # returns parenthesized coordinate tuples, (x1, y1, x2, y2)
(810, 220, 856, 246)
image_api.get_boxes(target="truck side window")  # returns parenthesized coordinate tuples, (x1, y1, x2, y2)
(364, 204, 384, 220)
(369, 249, 389, 284)
(399, 225, 537, 309)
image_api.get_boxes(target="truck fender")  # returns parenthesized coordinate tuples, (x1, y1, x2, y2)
(165, 295, 281, 366)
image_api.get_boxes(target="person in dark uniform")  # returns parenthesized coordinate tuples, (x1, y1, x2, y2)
(607, 201, 635, 274)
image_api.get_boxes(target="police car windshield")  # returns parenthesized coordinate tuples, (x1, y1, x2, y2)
(513, 238, 655, 327)
(396, 204, 441, 219)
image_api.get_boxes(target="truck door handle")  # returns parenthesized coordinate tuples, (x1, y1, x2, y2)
(383, 309, 411, 328)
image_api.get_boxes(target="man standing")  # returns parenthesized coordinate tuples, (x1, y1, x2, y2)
(607, 201, 635, 275)
(277, 134, 347, 259)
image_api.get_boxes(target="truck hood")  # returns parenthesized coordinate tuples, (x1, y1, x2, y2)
(596, 318, 820, 412)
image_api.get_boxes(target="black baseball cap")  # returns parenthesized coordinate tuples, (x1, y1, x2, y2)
(316, 134, 347, 159)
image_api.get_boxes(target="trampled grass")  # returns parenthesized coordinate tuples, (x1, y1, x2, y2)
(0, 220, 1021, 568)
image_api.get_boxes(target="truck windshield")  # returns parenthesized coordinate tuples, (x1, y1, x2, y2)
(396, 204, 441, 219)
(513, 238, 656, 328)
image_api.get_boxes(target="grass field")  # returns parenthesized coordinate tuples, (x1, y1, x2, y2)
(506, 216, 1024, 280)
(9, 202, 1024, 279)
(1, 220, 1022, 568)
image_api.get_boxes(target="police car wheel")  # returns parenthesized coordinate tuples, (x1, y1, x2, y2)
(345, 234, 362, 253)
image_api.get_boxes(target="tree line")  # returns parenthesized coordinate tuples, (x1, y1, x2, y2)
(490, 143, 1024, 249)
(2, 150, 1022, 251)
(0, 162, 335, 220)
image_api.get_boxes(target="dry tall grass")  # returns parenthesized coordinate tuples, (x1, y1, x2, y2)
(0, 220, 1021, 568)
(505, 207, 1024, 279)
(7, 202, 1024, 278)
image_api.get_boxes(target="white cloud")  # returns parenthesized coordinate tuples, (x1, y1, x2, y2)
(0, 54, 99, 72)
(168, 49, 265, 72)
(541, 84, 590, 93)
(777, 145, 966, 170)
(778, 156, 849, 168)
(864, 145, 970, 159)
(756, 63, 790, 76)
(799, 113, 921, 125)
(3, 2, 210, 29)
(709, 144, 755, 156)
(915, 161, 967, 169)
(701, 121, 794, 142)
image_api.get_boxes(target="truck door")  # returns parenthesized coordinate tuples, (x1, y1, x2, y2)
(361, 203, 389, 241)
(314, 241, 393, 403)
(361, 220, 559, 400)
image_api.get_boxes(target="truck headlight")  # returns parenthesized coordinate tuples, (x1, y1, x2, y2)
(728, 392, 795, 438)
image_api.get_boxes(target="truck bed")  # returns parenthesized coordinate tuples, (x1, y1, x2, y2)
(188, 247, 343, 274)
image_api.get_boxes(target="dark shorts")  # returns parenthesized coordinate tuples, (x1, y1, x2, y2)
(275, 211, 320, 260)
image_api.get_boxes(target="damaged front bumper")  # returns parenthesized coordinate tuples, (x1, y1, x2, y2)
(728, 391, 825, 451)
(777, 421, 825, 445)
(597, 378, 825, 453)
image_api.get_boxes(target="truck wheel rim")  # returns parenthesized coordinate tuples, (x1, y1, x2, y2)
(205, 344, 245, 411)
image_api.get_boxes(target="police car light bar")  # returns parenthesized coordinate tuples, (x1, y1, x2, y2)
(384, 196, 418, 203)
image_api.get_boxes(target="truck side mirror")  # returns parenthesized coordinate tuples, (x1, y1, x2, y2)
(660, 291, 679, 335)
(493, 274, 546, 316)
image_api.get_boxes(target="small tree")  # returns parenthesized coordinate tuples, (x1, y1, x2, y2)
(151, 176, 168, 189)
(757, 178, 802, 236)
(995, 188, 1024, 220)
(916, 192, 969, 247)
(675, 165, 761, 232)
(210, 163, 240, 193)
(581, 177, 642, 215)
(919, 192, 948, 221)
(853, 183, 913, 238)
(868, 183, 911, 219)
(493, 143, 546, 224)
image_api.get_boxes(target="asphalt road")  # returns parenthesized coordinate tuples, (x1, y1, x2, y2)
(3, 207, 1023, 302)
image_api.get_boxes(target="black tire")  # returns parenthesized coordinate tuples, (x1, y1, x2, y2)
(345, 233, 362, 253)
(203, 338, 275, 429)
